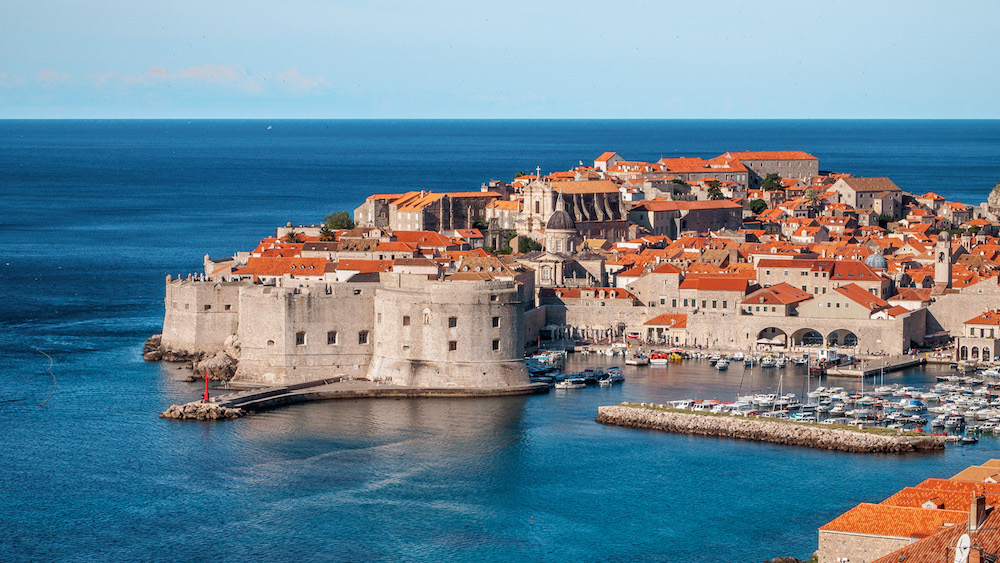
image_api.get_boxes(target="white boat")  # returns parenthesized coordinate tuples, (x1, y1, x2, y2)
(715, 359, 730, 370)
(760, 356, 776, 368)
(775, 356, 787, 368)
(625, 354, 649, 366)
(732, 352, 745, 361)
(554, 378, 586, 389)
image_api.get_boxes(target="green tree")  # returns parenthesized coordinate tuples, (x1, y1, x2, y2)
(672, 178, 687, 185)
(514, 170, 530, 178)
(498, 230, 517, 254)
(519, 237, 542, 254)
(472, 220, 488, 230)
(284, 231, 300, 243)
(750, 199, 768, 214)
(319, 224, 335, 241)
(707, 187, 724, 200)
(878, 213, 894, 226)
(761, 173, 783, 191)
(324, 210, 355, 230)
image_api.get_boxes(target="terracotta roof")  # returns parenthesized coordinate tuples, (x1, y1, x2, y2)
(242, 256, 327, 277)
(742, 282, 812, 305)
(818, 503, 966, 538)
(882, 486, 1000, 511)
(547, 287, 636, 300)
(650, 262, 683, 274)
(632, 200, 742, 212)
(965, 310, 1000, 326)
(644, 313, 688, 328)
(549, 180, 620, 194)
(952, 465, 1000, 482)
(336, 259, 393, 273)
(838, 176, 902, 193)
(595, 151, 618, 162)
(678, 277, 749, 292)
(723, 150, 817, 161)
(833, 283, 890, 312)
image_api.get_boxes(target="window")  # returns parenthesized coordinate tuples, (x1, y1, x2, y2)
(660, 298, 665, 305)
(755, 306, 760, 311)
(723, 301, 727, 309)
(712, 300, 717, 309)
(802, 285, 807, 291)
(403, 316, 411, 326)
(766, 270, 771, 275)
(448, 317, 458, 328)
(354, 289, 362, 295)
(701, 300, 706, 308)
(327, 331, 338, 345)
(492, 316, 500, 328)
(266, 339, 275, 347)
(224, 304, 231, 311)
(204, 304, 211, 311)
(672, 299, 677, 307)
(377, 313, 382, 323)
(492, 339, 500, 351)
(295, 331, 306, 345)
(359, 331, 369, 344)
(683, 299, 689, 306)
(423, 312, 430, 324)
(836, 302, 840, 308)
(490, 295, 498, 302)
(449, 340, 457, 351)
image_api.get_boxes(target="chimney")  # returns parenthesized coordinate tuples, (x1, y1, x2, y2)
(970, 494, 987, 533)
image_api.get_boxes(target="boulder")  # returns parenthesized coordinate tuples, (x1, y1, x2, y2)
(194, 351, 238, 381)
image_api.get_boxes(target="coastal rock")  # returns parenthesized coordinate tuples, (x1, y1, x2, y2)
(596, 404, 945, 454)
(222, 334, 241, 360)
(194, 351, 238, 381)
(159, 402, 244, 421)
(988, 181, 1000, 210)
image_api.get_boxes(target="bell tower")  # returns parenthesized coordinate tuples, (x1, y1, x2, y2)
(935, 231, 952, 288)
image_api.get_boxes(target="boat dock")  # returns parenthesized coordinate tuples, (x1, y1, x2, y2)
(825, 356, 927, 378)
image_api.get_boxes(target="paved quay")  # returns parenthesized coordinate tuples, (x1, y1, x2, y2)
(160, 377, 549, 420)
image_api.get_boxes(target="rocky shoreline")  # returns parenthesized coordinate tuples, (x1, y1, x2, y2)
(596, 404, 945, 454)
(159, 402, 244, 421)
(142, 334, 238, 382)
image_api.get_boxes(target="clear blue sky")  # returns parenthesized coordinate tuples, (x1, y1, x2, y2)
(3, 0, 997, 119)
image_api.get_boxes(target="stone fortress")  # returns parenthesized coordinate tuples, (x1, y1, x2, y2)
(158, 269, 532, 391)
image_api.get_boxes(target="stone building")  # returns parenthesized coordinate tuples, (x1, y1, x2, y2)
(159, 273, 531, 389)
(627, 200, 743, 239)
(722, 150, 818, 187)
(518, 179, 627, 239)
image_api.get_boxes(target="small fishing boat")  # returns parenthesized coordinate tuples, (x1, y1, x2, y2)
(715, 359, 730, 370)
(625, 354, 649, 366)
(555, 377, 586, 389)
(649, 351, 670, 365)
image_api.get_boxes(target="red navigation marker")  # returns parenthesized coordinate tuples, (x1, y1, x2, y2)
(203, 370, 210, 403)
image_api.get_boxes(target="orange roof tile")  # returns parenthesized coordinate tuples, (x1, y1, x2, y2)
(818, 503, 966, 538)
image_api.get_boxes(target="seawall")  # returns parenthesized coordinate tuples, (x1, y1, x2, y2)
(596, 404, 945, 454)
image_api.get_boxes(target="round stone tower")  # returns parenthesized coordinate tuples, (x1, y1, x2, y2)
(544, 194, 580, 254)
(368, 276, 530, 389)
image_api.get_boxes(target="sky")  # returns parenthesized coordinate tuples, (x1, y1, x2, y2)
(2, 0, 998, 119)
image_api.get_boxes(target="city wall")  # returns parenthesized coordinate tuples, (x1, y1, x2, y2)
(161, 276, 241, 355)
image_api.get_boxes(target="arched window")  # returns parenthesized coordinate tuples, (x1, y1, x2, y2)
(961, 346, 969, 360)
(972, 347, 980, 359)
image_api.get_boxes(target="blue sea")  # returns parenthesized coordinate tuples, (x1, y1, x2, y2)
(2, 120, 1000, 562)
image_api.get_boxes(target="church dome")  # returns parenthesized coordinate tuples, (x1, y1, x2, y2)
(546, 209, 575, 231)
(864, 253, 888, 271)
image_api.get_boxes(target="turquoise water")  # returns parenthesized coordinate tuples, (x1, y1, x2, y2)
(2, 120, 1000, 561)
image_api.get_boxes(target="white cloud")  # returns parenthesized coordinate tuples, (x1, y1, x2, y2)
(87, 65, 331, 94)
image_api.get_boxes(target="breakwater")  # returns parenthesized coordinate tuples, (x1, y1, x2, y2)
(596, 404, 945, 454)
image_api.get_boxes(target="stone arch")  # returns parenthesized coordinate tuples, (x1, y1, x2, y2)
(973, 347, 980, 360)
(756, 327, 788, 347)
(827, 329, 858, 347)
(986, 347, 992, 361)
(961, 346, 969, 360)
(791, 328, 824, 346)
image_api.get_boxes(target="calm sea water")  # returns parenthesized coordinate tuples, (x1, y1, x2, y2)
(2, 120, 1000, 561)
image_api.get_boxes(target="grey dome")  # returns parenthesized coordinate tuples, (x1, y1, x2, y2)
(546, 209, 575, 231)
(864, 254, 888, 270)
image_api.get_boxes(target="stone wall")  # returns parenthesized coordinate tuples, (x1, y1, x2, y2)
(234, 282, 376, 385)
(817, 531, 912, 563)
(161, 276, 241, 355)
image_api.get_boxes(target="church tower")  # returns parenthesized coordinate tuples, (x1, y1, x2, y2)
(935, 231, 952, 288)
(544, 193, 580, 254)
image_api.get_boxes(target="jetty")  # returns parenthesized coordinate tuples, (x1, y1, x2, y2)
(596, 403, 945, 454)
(160, 377, 549, 420)
(825, 355, 927, 378)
